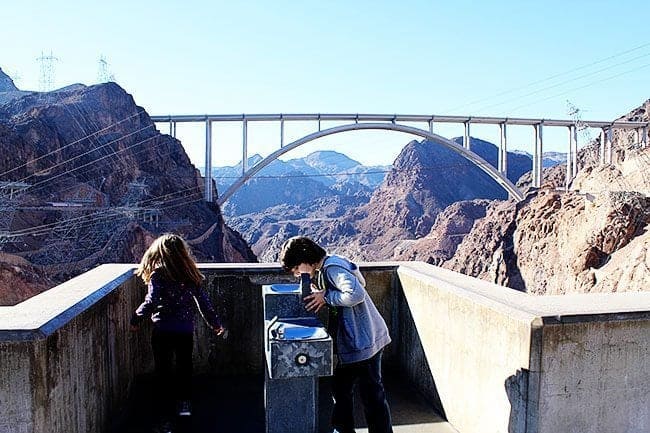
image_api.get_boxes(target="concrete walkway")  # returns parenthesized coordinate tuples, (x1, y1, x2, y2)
(112, 373, 456, 433)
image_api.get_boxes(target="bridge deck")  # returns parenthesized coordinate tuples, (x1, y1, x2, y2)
(113, 372, 455, 433)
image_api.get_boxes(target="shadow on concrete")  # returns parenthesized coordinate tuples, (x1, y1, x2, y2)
(113, 371, 448, 433)
(112, 373, 264, 433)
(393, 284, 448, 421)
(505, 369, 529, 433)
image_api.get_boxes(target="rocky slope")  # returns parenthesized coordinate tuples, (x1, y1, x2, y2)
(231, 136, 535, 262)
(0, 76, 255, 304)
(438, 109, 650, 295)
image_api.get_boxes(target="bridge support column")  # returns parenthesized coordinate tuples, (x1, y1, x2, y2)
(243, 119, 248, 175)
(572, 125, 578, 176)
(606, 128, 613, 164)
(464, 121, 471, 150)
(204, 119, 213, 202)
(643, 125, 648, 149)
(566, 126, 576, 189)
(499, 123, 507, 176)
(533, 124, 543, 188)
(280, 116, 285, 147)
(600, 129, 607, 165)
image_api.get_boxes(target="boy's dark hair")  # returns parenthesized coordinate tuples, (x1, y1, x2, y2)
(280, 236, 326, 271)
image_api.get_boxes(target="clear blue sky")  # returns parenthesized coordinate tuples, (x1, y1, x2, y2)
(2, 0, 650, 166)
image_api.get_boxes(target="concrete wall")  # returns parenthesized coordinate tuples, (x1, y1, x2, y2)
(396, 263, 536, 433)
(194, 264, 397, 374)
(1, 261, 649, 433)
(533, 317, 650, 433)
(0, 263, 396, 433)
(0, 264, 151, 433)
(395, 262, 650, 433)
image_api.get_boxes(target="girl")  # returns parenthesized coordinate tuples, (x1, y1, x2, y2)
(131, 233, 225, 425)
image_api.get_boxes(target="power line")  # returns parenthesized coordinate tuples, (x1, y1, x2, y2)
(0, 109, 146, 180)
(474, 51, 650, 114)
(505, 61, 650, 113)
(446, 41, 650, 113)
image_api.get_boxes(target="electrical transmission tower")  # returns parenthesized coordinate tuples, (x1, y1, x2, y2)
(97, 55, 115, 83)
(566, 100, 594, 145)
(0, 181, 30, 251)
(36, 51, 59, 92)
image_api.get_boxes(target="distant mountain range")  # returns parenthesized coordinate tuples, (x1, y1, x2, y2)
(215, 140, 566, 219)
(222, 136, 570, 261)
(213, 151, 390, 216)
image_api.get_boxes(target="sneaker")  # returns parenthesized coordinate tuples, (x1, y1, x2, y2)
(177, 400, 192, 417)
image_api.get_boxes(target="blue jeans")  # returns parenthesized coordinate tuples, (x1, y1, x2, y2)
(332, 350, 393, 433)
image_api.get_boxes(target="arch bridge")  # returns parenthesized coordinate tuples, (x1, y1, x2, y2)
(150, 113, 649, 205)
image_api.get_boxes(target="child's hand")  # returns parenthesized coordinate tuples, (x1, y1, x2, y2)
(214, 326, 228, 338)
(304, 290, 326, 312)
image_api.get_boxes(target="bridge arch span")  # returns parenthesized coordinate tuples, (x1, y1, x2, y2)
(216, 122, 525, 206)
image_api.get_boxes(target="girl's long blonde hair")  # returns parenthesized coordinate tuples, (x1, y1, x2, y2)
(135, 233, 204, 286)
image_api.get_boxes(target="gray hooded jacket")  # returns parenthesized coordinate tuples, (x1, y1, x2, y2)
(318, 255, 391, 364)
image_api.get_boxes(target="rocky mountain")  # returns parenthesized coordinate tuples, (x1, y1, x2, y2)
(229, 98, 650, 296)
(348, 137, 533, 258)
(417, 101, 650, 295)
(215, 150, 387, 216)
(0, 68, 18, 92)
(512, 150, 566, 168)
(229, 135, 536, 261)
(0, 77, 255, 304)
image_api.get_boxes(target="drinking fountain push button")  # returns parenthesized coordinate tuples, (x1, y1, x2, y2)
(295, 353, 309, 366)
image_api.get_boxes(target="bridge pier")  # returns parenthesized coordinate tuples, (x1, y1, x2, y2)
(205, 119, 213, 202)
(533, 124, 543, 188)
(499, 123, 508, 177)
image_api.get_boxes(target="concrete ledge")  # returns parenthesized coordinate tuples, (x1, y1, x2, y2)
(1, 262, 649, 433)
(0, 264, 135, 341)
(395, 262, 650, 433)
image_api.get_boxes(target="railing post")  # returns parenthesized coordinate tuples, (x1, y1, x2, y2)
(204, 118, 213, 202)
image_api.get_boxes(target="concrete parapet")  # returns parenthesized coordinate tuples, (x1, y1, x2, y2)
(396, 262, 650, 433)
(0, 261, 648, 433)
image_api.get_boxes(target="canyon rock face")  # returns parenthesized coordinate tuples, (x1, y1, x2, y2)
(0, 80, 255, 304)
(441, 131, 650, 295)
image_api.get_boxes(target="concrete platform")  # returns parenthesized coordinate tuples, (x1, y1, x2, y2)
(112, 373, 455, 433)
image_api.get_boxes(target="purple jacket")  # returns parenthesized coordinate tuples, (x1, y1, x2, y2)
(131, 270, 221, 333)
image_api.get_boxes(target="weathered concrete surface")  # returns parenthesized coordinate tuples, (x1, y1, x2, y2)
(2, 261, 649, 433)
(0, 264, 152, 433)
(396, 263, 535, 433)
(534, 319, 650, 433)
(396, 262, 650, 433)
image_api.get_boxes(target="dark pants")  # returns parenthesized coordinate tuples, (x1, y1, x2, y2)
(332, 350, 393, 433)
(151, 328, 194, 414)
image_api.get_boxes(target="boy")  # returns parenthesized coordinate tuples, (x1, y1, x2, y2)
(279, 236, 393, 433)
